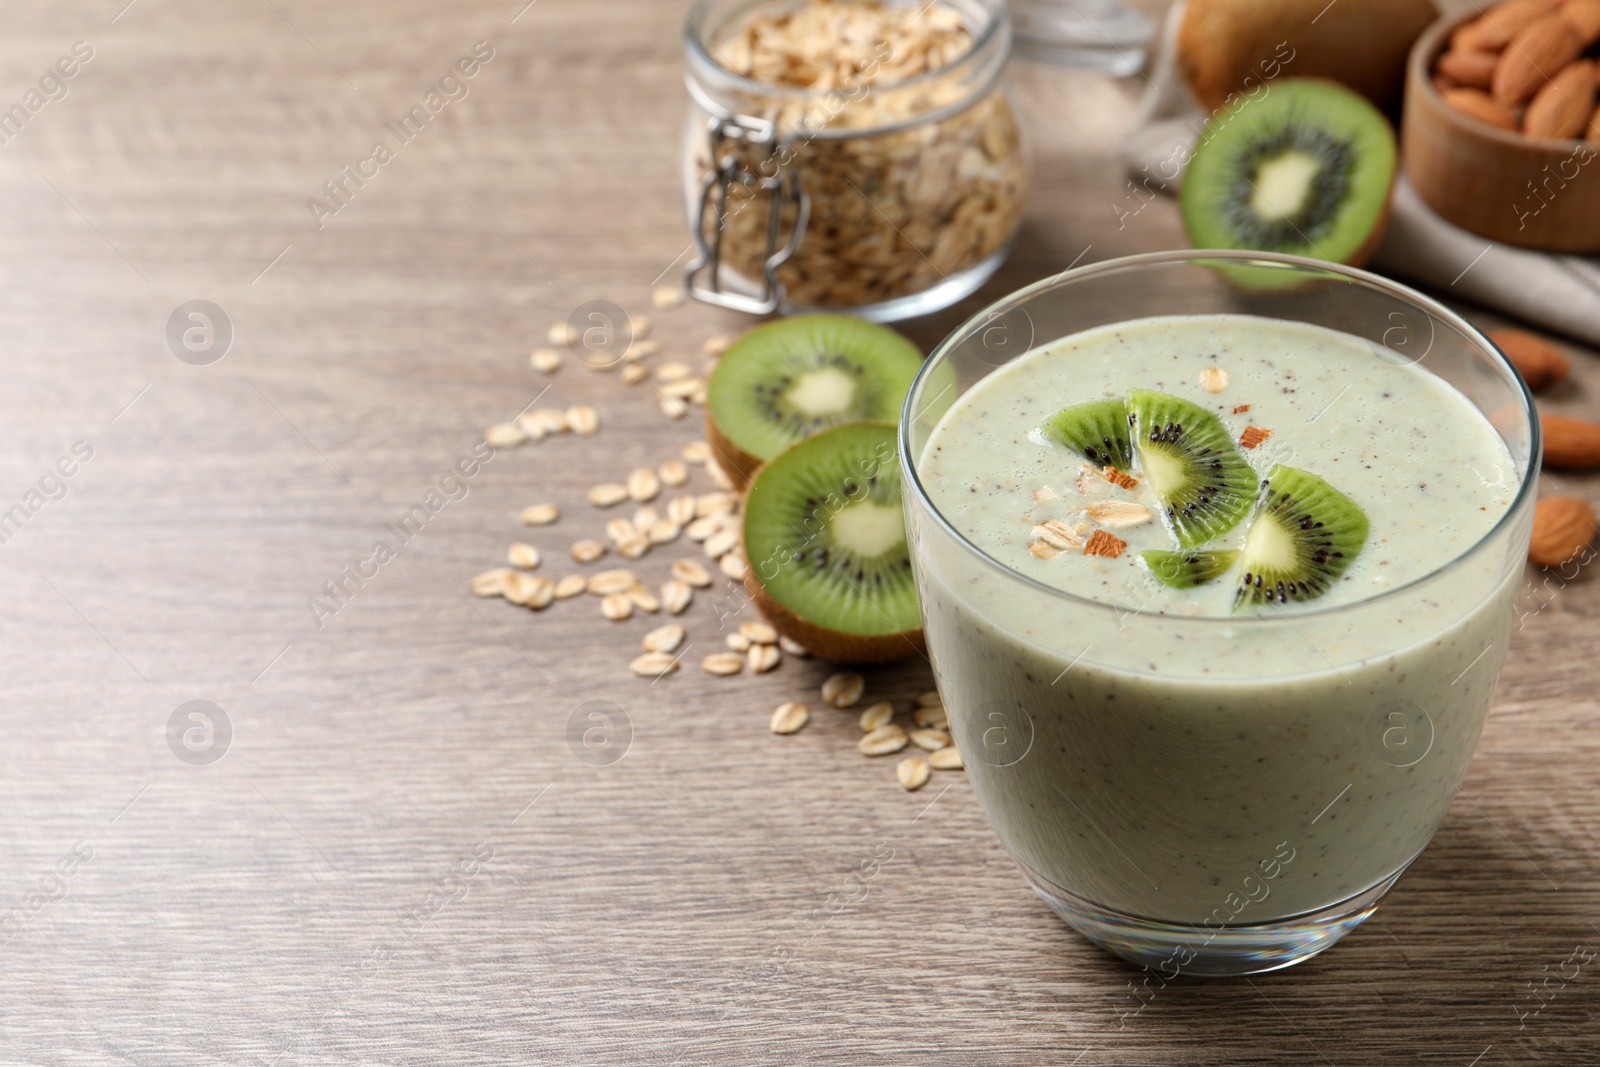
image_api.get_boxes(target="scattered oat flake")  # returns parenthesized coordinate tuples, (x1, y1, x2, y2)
(897, 756, 931, 791)
(930, 746, 963, 771)
(725, 632, 752, 652)
(628, 587, 662, 613)
(571, 539, 607, 563)
(514, 414, 545, 441)
(858, 702, 894, 732)
(859, 724, 908, 757)
(568, 405, 600, 435)
(1030, 541, 1061, 560)
(533, 408, 570, 434)
(604, 518, 637, 545)
(547, 322, 578, 346)
(1084, 529, 1128, 558)
(661, 397, 689, 419)
(630, 651, 679, 678)
(697, 492, 738, 517)
(1032, 519, 1081, 551)
(621, 363, 649, 385)
(647, 520, 681, 545)
(916, 690, 942, 707)
(508, 543, 542, 569)
(777, 636, 808, 657)
(702, 652, 744, 676)
(652, 285, 686, 309)
(643, 624, 685, 654)
(601, 593, 633, 621)
(1233, 403, 1251, 414)
(658, 459, 689, 487)
(685, 516, 721, 542)
(589, 483, 629, 507)
(1086, 501, 1152, 528)
(470, 568, 513, 597)
(629, 314, 651, 340)
(627, 467, 661, 502)
(661, 579, 693, 615)
(505, 573, 554, 609)
(704, 528, 739, 559)
(739, 621, 777, 645)
(912, 704, 948, 728)
(1076, 465, 1114, 496)
(770, 701, 809, 735)
(1199, 366, 1230, 393)
(748, 643, 780, 673)
(671, 558, 712, 588)
(485, 423, 526, 448)
(911, 728, 951, 751)
(521, 503, 559, 526)
(704, 334, 733, 356)
(553, 574, 587, 599)
(616, 536, 650, 560)
(719, 553, 747, 580)
(1102, 466, 1139, 490)
(682, 441, 712, 465)
(1239, 426, 1273, 449)
(531, 348, 561, 373)
(656, 362, 691, 382)
(667, 496, 697, 526)
(823, 671, 866, 708)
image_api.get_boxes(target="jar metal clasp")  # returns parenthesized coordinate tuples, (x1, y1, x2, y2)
(684, 113, 809, 315)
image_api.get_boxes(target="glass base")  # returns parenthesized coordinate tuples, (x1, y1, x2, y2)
(792, 245, 1011, 322)
(705, 243, 1013, 324)
(1025, 866, 1409, 976)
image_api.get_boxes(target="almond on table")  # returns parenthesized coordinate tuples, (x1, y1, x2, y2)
(1529, 496, 1597, 567)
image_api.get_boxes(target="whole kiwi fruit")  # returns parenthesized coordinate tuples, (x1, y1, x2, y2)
(1177, 0, 1438, 116)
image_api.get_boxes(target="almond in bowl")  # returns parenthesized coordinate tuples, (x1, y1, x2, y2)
(1404, 0, 1600, 250)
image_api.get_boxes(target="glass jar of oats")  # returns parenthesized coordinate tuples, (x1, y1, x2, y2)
(681, 0, 1027, 321)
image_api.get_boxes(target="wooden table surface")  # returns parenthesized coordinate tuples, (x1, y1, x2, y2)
(1, 0, 1596, 1063)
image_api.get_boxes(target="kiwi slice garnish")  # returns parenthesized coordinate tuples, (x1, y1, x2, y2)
(1141, 549, 1241, 589)
(1235, 464, 1369, 606)
(1042, 398, 1133, 468)
(706, 315, 923, 489)
(741, 421, 923, 663)
(1128, 389, 1256, 548)
(1180, 78, 1397, 269)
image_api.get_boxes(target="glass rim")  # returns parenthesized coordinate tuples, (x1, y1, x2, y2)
(897, 248, 1543, 625)
(682, 0, 1008, 140)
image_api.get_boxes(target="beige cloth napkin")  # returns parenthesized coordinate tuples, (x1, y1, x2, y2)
(1118, 2, 1600, 348)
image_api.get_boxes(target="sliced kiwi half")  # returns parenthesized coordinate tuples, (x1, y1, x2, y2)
(741, 421, 923, 663)
(1142, 549, 1241, 589)
(706, 315, 923, 488)
(1180, 78, 1397, 271)
(1129, 389, 1256, 548)
(1043, 397, 1133, 468)
(1235, 464, 1369, 606)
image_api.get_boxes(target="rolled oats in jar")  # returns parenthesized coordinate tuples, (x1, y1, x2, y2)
(682, 0, 1028, 321)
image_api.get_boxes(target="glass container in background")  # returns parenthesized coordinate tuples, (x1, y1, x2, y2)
(681, 0, 1028, 322)
(1009, 0, 1156, 73)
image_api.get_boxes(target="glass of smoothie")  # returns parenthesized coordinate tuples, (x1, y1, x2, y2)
(901, 250, 1539, 976)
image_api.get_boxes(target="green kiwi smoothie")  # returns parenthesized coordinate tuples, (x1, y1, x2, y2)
(913, 313, 1520, 923)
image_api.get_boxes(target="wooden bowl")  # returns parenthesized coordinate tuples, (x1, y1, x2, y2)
(1403, 14, 1600, 252)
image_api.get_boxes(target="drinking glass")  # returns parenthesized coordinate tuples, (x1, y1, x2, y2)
(898, 250, 1539, 975)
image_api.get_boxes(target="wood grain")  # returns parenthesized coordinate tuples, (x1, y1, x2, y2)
(0, 0, 1595, 1063)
